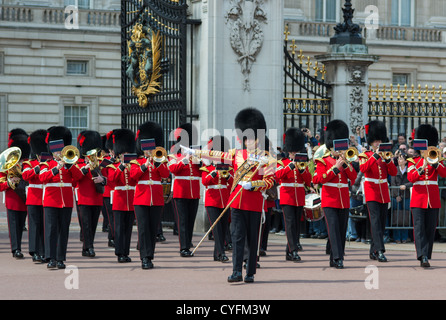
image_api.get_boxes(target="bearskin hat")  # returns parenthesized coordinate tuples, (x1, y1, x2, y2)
(415, 124, 438, 147)
(234, 108, 267, 147)
(46, 126, 72, 152)
(283, 127, 306, 153)
(29, 129, 48, 158)
(365, 120, 387, 145)
(104, 130, 115, 153)
(8, 135, 30, 160)
(136, 121, 164, 156)
(77, 130, 102, 156)
(112, 128, 136, 156)
(325, 119, 349, 150)
(173, 123, 198, 148)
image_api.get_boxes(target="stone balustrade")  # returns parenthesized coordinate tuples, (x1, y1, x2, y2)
(288, 21, 444, 44)
(0, 5, 120, 30)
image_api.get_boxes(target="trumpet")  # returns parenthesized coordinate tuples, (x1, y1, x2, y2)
(151, 146, 167, 163)
(61, 145, 80, 164)
(0, 147, 22, 190)
(425, 146, 441, 165)
(341, 147, 359, 163)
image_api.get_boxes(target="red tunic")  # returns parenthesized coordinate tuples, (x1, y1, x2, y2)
(359, 151, 397, 203)
(70, 159, 104, 206)
(21, 159, 43, 206)
(0, 170, 27, 211)
(39, 160, 75, 208)
(407, 156, 446, 209)
(107, 163, 136, 211)
(102, 156, 117, 198)
(313, 154, 357, 209)
(200, 165, 233, 209)
(168, 154, 201, 199)
(275, 158, 312, 207)
(130, 157, 170, 206)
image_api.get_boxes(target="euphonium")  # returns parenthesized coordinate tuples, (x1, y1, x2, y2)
(61, 145, 80, 164)
(151, 146, 167, 163)
(0, 147, 22, 190)
(425, 146, 441, 165)
(343, 147, 359, 162)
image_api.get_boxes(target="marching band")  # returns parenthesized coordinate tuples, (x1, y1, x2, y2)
(2, 108, 446, 281)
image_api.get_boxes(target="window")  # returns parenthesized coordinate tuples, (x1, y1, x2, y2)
(392, 73, 410, 85)
(64, 0, 91, 9)
(67, 60, 88, 76)
(64, 105, 89, 145)
(315, 0, 339, 23)
(391, 0, 413, 26)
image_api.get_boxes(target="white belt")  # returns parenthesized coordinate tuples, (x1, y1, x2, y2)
(365, 178, 388, 184)
(115, 185, 136, 191)
(207, 184, 227, 190)
(175, 176, 201, 181)
(138, 180, 161, 185)
(281, 183, 304, 188)
(324, 182, 348, 188)
(45, 183, 72, 188)
(413, 181, 438, 186)
(28, 184, 43, 189)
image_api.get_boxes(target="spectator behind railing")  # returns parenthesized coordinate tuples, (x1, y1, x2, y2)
(390, 153, 412, 243)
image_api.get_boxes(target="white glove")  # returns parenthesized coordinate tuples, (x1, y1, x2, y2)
(242, 181, 252, 190)
(180, 145, 196, 156)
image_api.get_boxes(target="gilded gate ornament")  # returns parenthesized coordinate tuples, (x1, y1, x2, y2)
(124, 14, 163, 108)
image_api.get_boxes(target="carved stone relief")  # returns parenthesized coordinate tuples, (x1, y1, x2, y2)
(225, 0, 267, 91)
(350, 86, 364, 130)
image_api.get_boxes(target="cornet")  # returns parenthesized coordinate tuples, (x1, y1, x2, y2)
(61, 145, 80, 164)
(150, 147, 168, 163)
(380, 151, 393, 161)
(342, 147, 359, 163)
(425, 146, 441, 165)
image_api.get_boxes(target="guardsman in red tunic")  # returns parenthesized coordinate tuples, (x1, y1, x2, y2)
(276, 127, 312, 262)
(102, 130, 117, 248)
(0, 129, 29, 259)
(107, 129, 136, 263)
(183, 108, 275, 283)
(313, 120, 357, 269)
(130, 121, 170, 269)
(21, 129, 47, 263)
(359, 120, 397, 263)
(200, 135, 233, 263)
(168, 123, 201, 257)
(408, 124, 446, 267)
(39, 126, 75, 269)
(70, 130, 105, 258)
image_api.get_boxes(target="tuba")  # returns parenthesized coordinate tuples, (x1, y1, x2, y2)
(151, 146, 167, 163)
(425, 146, 441, 165)
(61, 145, 80, 164)
(0, 147, 22, 190)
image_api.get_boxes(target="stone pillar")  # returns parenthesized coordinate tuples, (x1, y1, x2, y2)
(188, 0, 284, 232)
(315, 0, 379, 131)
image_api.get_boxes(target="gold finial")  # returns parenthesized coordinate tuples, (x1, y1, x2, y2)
(305, 56, 312, 72)
(368, 83, 372, 99)
(313, 61, 320, 77)
(440, 85, 443, 101)
(297, 49, 304, 65)
(403, 84, 408, 100)
(321, 64, 326, 81)
(284, 24, 290, 41)
(290, 39, 297, 55)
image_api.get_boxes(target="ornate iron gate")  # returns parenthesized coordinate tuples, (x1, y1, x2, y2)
(121, 0, 188, 149)
(283, 25, 332, 139)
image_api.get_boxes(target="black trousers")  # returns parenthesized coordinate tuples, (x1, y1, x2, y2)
(27, 205, 44, 256)
(282, 205, 303, 254)
(173, 198, 199, 251)
(103, 197, 114, 241)
(412, 207, 438, 260)
(6, 209, 27, 253)
(134, 205, 163, 260)
(113, 210, 134, 257)
(206, 206, 229, 258)
(79, 205, 101, 251)
(44, 207, 72, 261)
(323, 207, 348, 261)
(231, 209, 262, 276)
(367, 201, 388, 254)
(260, 207, 272, 252)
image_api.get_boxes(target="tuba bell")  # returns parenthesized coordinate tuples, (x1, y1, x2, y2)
(61, 145, 80, 164)
(0, 147, 22, 190)
(151, 146, 167, 163)
(425, 146, 441, 165)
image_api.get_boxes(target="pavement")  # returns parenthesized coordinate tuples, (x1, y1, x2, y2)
(2, 207, 446, 305)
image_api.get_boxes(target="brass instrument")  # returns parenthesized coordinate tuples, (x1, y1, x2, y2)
(61, 145, 80, 164)
(380, 151, 393, 161)
(85, 148, 103, 170)
(343, 147, 359, 162)
(0, 147, 22, 190)
(425, 146, 441, 165)
(218, 169, 230, 179)
(151, 146, 167, 163)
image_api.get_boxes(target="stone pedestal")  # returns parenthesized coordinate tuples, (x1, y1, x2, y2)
(187, 0, 284, 232)
(316, 44, 379, 132)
